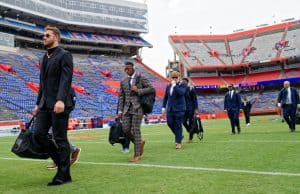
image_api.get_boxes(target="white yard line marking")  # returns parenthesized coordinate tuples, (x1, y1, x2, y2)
(215, 140, 300, 143)
(1, 157, 300, 177)
(2, 140, 300, 144)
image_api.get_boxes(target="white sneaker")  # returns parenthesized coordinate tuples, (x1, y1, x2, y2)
(247, 123, 250, 126)
(122, 148, 129, 154)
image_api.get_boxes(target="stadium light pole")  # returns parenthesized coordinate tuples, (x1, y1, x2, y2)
(173, 26, 178, 62)
(272, 14, 276, 24)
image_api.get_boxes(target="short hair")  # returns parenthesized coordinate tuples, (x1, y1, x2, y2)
(182, 77, 189, 82)
(170, 71, 180, 78)
(44, 25, 61, 42)
(124, 61, 134, 66)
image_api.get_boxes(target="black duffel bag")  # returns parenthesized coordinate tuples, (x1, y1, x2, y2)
(11, 117, 50, 159)
(191, 116, 204, 141)
(108, 119, 126, 146)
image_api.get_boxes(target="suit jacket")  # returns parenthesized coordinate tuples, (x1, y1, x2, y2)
(118, 73, 154, 115)
(224, 91, 241, 111)
(277, 87, 299, 106)
(162, 82, 187, 113)
(36, 47, 74, 109)
(242, 101, 252, 112)
(185, 86, 198, 111)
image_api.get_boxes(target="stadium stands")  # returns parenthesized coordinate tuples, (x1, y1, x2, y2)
(169, 21, 300, 68)
(0, 17, 151, 47)
(2, 1, 300, 123)
(191, 76, 225, 86)
(243, 71, 280, 82)
(0, 0, 148, 32)
(0, 49, 166, 121)
(167, 21, 300, 117)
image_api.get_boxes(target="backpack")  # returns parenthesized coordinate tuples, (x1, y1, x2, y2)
(136, 75, 156, 114)
(191, 116, 204, 140)
(108, 119, 126, 145)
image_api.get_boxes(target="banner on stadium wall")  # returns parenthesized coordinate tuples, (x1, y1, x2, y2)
(239, 82, 257, 87)
(258, 77, 300, 85)
(195, 85, 219, 89)
(0, 32, 14, 47)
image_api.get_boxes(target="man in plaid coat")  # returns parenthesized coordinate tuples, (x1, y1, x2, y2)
(117, 61, 154, 162)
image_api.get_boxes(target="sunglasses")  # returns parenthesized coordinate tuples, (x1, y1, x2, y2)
(172, 77, 178, 79)
(43, 33, 53, 38)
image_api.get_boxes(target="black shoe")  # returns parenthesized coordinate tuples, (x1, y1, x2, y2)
(47, 178, 72, 186)
(231, 132, 235, 135)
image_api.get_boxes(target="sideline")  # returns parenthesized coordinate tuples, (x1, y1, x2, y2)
(1, 157, 300, 177)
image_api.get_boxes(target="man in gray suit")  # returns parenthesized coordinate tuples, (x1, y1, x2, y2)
(117, 61, 154, 162)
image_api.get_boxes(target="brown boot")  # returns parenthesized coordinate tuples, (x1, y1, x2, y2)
(70, 148, 81, 166)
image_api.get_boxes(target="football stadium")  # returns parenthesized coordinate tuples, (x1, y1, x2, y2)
(0, 0, 300, 193)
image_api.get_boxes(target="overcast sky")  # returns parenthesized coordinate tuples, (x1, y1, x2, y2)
(129, 0, 300, 77)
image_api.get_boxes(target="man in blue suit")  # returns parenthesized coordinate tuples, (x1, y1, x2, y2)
(277, 81, 300, 132)
(162, 71, 187, 149)
(224, 84, 242, 134)
(182, 77, 199, 143)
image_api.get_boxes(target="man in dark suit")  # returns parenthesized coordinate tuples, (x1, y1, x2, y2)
(241, 96, 253, 126)
(182, 77, 199, 143)
(32, 26, 74, 186)
(224, 84, 242, 134)
(117, 61, 154, 162)
(277, 81, 300, 132)
(162, 71, 187, 149)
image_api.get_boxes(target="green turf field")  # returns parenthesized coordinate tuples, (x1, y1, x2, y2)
(1, 115, 300, 194)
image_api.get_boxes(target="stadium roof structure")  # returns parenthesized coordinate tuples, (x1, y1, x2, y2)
(0, 0, 148, 33)
(0, 0, 152, 55)
(169, 20, 300, 71)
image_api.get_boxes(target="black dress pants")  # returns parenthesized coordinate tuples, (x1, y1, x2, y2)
(282, 104, 297, 131)
(243, 110, 250, 124)
(34, 107, 71, 181)
(183, 110, 195, 140)
(227, 109, 240, 133)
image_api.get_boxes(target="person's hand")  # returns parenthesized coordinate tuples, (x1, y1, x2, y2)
(54, 100, 65, 113)
(162, 108, 166, 115)
(32, 105, 39, 116)
(224, 109, 227, 112)
(277, 103, 281, 108)
(131, 85, 138, 93)
(297, 104, 300, 109)
(194, 109, 199, 115)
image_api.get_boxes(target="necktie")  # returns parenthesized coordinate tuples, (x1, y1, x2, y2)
(128, 77, 132, 88)
(287, 88, 291, 104)
(170, 85, 174, 95)
(230, 91, 233, 98)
